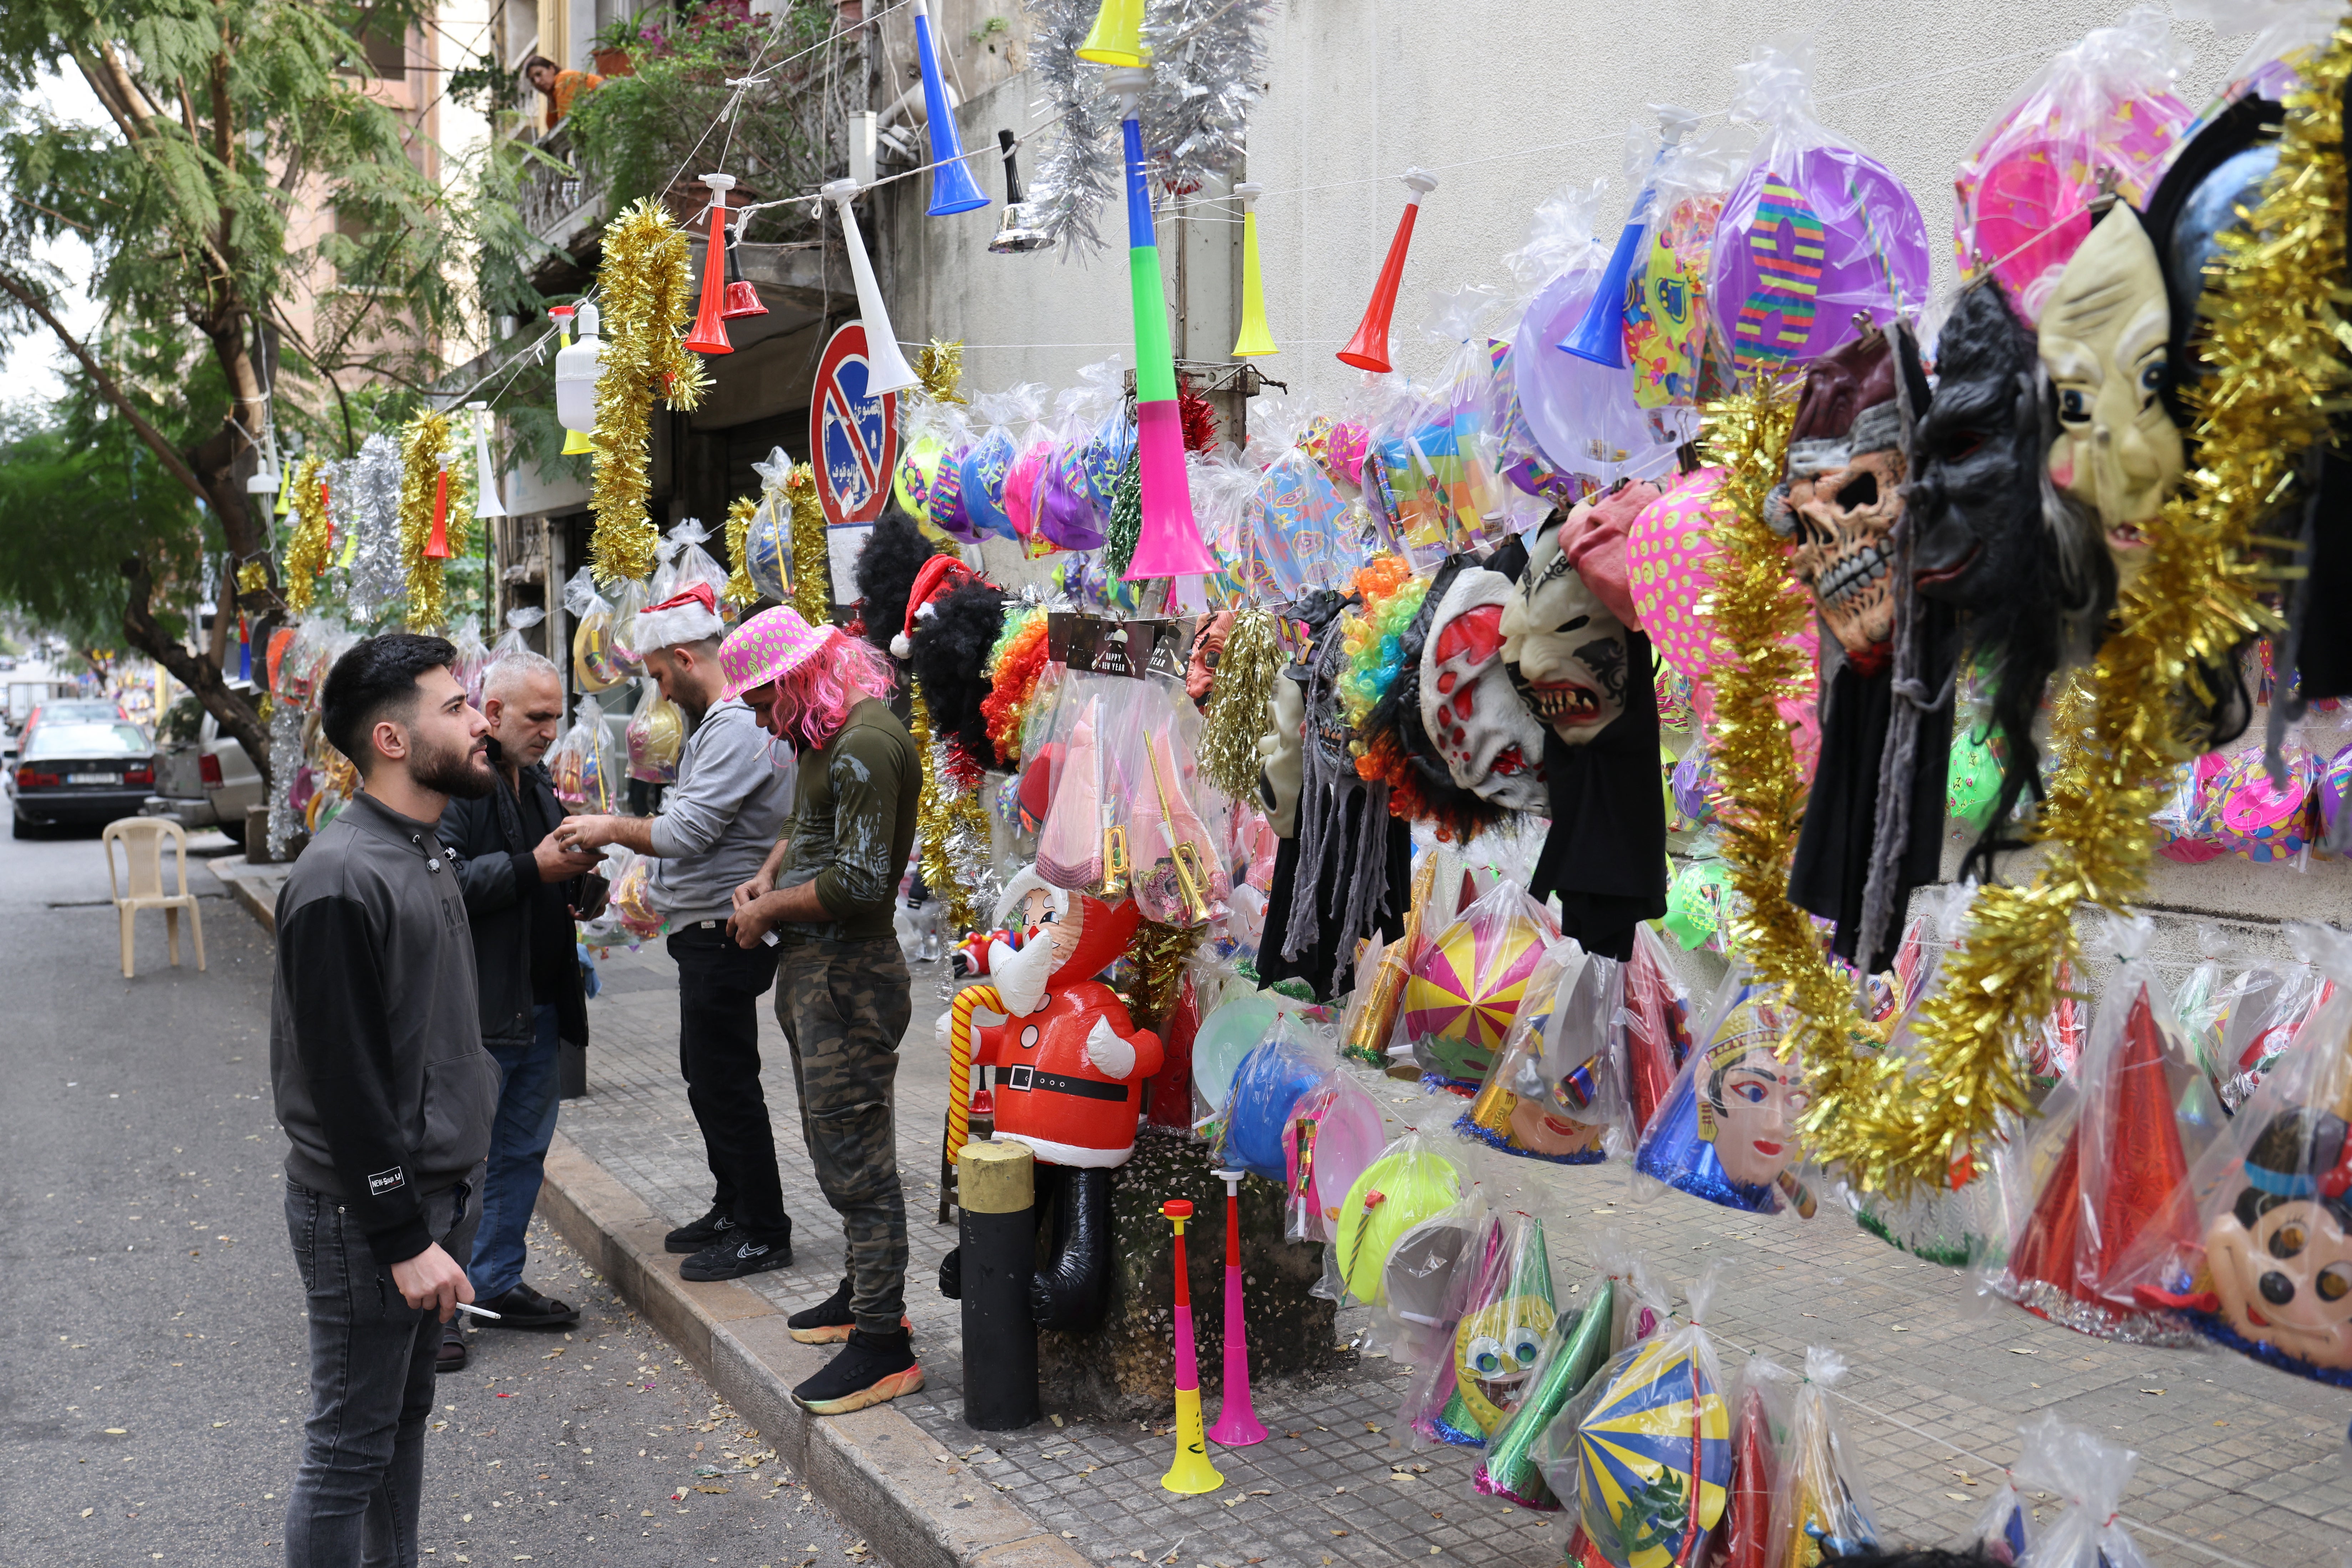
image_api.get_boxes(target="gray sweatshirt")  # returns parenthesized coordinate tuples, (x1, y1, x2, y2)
(647, 700, 796, 925)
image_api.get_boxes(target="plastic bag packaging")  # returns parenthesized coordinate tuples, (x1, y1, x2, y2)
(1331, 1121, 1466, 1306)
(549, 695, 617, 810)
(996, 385, 1053, 551)
(1458, 937, 1619, 1164)
(1214, 1016, 1332, 1184)
(1245, 398, 1359, 605)
(927, 403, 980, 543)
(1491, 181, 1605, 510)
(1109, 680, 1232, 928)
(1365, 1183, 1488, 1350)
(1539, 1265, 1733, 1568)
(1185, 443, 1260, 596)
(2010, 1412, 2150, 1568)
(448, 621, 490, 708)
(565, 568, 623, 692)
(659, 516, 733, 606)
(1973, 1466, 2035, 1566)
(892, 404, 950, 531)
(1591, 1225, 1670, 1352)
(1475, 1248, 1623, 1509)
(2210, 946, 2330, 1109)
(598, 845, 667, 941)
(1627, 123, 1744, 410)
(1620, 925, 1694, 1140)
(958, 390, 1023, 542)
(1280, 1066, 1386, 1242)
(1034, 685, 1112, 892)
(1402, 878, 1563, 1088)
(1954, 10, 2192, 324)
(1041, 366, 1122, 551)
(1714, 1356, 1784, 1568)
(1362, 376, 1460, 566)
(625, 680, 685, 785)
(1422, 284, 1512, 541)
(2110, 920, 2352, 1382)
(492, 605, 546, 659)
(1402, 1212, 1557, 1451)
(1983, 913, 2218, 1342)
(1632, 965, 1820, 1217)
(2184, 0, 2342, 114)
(605, 576, 652, 674)
(1709, 36, 1933, 379)
(1761, 1346, 1880, 1565)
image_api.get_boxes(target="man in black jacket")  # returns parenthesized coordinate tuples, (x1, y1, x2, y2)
(272, 633, 501, 1566)
(439, 651, 603, 1368)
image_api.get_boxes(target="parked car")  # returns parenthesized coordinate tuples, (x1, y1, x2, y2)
(145, 691, 264, 849)
(28, 698, 128, 726)
(9, 718, 156, 836)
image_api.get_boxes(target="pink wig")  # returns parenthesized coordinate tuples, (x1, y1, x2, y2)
(766, 630, 898, 751)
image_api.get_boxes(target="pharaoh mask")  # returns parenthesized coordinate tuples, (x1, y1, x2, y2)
(2206, 1108, 2352, 1370)
(1767, 329, 1906, 658)
(1499, 511, 1630, 744)
(2039, 204, 2183, 594)
(1421, 568, 1549, 811)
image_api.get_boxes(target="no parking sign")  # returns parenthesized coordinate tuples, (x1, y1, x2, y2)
(810, 322, 899, 527)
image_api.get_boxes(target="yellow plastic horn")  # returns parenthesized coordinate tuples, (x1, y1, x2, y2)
(1076, 0, 1145, 67)
(1231, 181, 1277, 358)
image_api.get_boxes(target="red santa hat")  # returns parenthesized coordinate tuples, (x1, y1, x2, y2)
(633, 581, 727, 652)
(892, 553, 978, 659)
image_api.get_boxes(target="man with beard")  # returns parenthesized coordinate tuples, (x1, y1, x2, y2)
(555, 585, 799, 1282)
(272, 633, 502, 1562)
(436, 651, 606, 1370)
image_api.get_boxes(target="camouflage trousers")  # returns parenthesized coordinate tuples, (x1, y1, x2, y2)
(773, 936, 913, 1335)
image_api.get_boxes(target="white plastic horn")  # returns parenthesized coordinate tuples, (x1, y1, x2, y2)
(468, 400, 506, 519)
(822, 178, 921, 397)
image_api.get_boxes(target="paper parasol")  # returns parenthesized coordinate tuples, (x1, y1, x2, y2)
(1404, 900, 1552, 1086)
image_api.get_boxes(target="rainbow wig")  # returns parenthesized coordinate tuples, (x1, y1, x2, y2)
(981, 605, 1051, 766)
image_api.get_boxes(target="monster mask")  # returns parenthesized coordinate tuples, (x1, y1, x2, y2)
(2038, 204, 2183, 594)
(1186, 610, 1236, 707)
(1499, 511, 1630, 745)
(1420, 568, 1549, 812)
(1911, 280, 2058, 611)
(1256, 669, 1306, 838)
(2206, 1108, 2352, 1371)
(1767, 330, 1906, 658)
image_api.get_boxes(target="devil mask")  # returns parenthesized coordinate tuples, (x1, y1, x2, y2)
(1911, 280, 2054, 611)
(2039, 204, 2183, 594)
(1421, 567, 1548, 811)
(1500, 510, 1630, 745)
(1767, 330, 1906, 658)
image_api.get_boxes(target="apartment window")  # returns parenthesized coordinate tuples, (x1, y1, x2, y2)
(358, 16, 408, 79)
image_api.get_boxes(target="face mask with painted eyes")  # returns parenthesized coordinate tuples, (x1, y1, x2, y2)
(2207, 1108, 2352, 1369)
(1498, 511, 1629, 745)
(2038, 205, 2184, 595)
(1452, 1294, 1552, 1435)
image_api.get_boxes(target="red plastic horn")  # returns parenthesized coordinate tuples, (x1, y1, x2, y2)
(684, 172, 737, 355)
(424, 467, 452, 559)
(1336, 167, 1438, 373)
(719, 217, 768, 319)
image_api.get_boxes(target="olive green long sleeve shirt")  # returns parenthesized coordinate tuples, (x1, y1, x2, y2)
(773, 698, 921, 942)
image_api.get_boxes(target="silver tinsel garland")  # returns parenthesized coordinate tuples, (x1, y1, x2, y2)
(1021, 0, 1271, 256)
(266, 699, 305, 860)
(339, 433, 407, 625)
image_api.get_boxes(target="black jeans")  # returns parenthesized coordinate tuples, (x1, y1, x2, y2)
(283, 1172, 482, 1568)
(669, 921, 787, 1240)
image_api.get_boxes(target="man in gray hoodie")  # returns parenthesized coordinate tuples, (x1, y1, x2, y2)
(556, 584, 798, 1281)
(272, 633, 502, 1566)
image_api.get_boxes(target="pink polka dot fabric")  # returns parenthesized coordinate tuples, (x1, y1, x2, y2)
(1627, 466, 1730, 683)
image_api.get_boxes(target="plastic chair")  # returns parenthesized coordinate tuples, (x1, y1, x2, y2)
(103, 818, 206, 979)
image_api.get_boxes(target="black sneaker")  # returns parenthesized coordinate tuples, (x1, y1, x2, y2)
(666, 1204, 736, 1255)
(792, 1328, 923, 1415)
(788, 1279, 912, 1345)
(474, 1282, 581, 1329)
(680, 1227, 793, 1283)
(436, 1319, 468, 1374)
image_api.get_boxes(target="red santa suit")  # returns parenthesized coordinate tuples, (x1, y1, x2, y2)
(973, 870, 1162, 1168)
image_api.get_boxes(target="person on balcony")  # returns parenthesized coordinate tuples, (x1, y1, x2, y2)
(523, 55, 604, 131)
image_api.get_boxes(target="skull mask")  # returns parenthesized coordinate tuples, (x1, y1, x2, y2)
(1767, 330, 1905, 658)
(1420, 567, 1548, 811)
(1499, 510, 1630, 745)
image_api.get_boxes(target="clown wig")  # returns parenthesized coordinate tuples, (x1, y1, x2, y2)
(765, 630, 899, 752)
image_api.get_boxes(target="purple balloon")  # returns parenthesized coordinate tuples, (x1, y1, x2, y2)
(1709, 141, 1932, 378)
(1038, 441, 1105, 551)
(1515, 265, 1691, 490)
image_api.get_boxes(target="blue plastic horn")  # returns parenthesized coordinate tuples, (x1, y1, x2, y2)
(1559, 106, 1703, 367)
(912, 0, 990, 217)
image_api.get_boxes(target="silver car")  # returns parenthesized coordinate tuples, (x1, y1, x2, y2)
(146, 691, 265, 850)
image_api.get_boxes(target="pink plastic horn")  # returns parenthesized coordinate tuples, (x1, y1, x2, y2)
(1206, 1170, 1267, 1447)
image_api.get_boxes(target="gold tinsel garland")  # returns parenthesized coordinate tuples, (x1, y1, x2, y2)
(909, 684, 988, 939)
(783, 462, 830, 624)
(722, 495, 759, 608)
(236, 560, 270, 597)
(1197, 606, 1281, 802)
(397, 408, 469, 633)
(283, 455, 331, 614)
(915, 339, 965, 404)
(1905, 16, 2352, 1187)
(590, 198, 708, 585)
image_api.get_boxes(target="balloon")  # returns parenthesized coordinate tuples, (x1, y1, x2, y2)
(1220, 1038, 1328, 1183)
(1191, 995, 1281, 1118)
(894, 433, 945, 524)
(1514, 267, 1690, 491)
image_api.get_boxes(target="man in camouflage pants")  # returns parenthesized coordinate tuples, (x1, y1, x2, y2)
(722, 607, 925, 1415)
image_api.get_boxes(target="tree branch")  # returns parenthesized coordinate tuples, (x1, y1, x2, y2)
(0, 270, 211, 505)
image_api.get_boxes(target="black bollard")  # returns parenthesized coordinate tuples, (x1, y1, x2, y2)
(956, 1139, 1040, 1431)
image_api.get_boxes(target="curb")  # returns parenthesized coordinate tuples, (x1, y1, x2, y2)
(207, 856, 282, 933)
(537, 1134, 1090, 1568)
(207, 857, 1085, 1568)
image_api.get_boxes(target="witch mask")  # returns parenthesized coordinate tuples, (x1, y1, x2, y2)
(2038, 203, 2183, 592)
(1421, 568, 1549, 810)
(1767, 329, 1906, 658)
(1499, 510, 1630, 744)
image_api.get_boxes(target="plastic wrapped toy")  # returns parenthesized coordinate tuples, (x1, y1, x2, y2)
(1475, 1254, 1618, 1510)
(1403, 879, 1562, 1088)
(1280, 1067, 1386, 1243)
(1332, 1123, 1465, 1306)
(1406, 1212, 1556, 1448)
(1215, 1020, 1330, 1184)
(2007, 1412, 2150, 1568)
(1459, 937, 1620, 1163)
(625, 681, 684, 785)
(565, 568, 623, 693)
(1633, 967, 1818, 1217)
(1763, 1346, 1880, 1566)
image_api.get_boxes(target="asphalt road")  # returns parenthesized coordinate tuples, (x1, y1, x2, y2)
(0, 823, 872, 1567)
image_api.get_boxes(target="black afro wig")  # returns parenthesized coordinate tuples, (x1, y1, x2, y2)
(909, 579, 1008, 778)
(854, 505, 942, 656)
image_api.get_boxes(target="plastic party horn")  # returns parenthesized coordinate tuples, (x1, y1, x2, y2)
(1231, 183, 1278, 357)
(1337, 169, 1437, 372)
(910, 0, 988, 216)
(1111, 71, 1218, 582)
(1159, 1200, 1225, 1493)
(684, 172, 737, 355)
(822, 181, 922, 397)
(467, 400, 505, 520)
(1562, 107, 1700, 367)
(1205, 1171, 1267, 1447)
